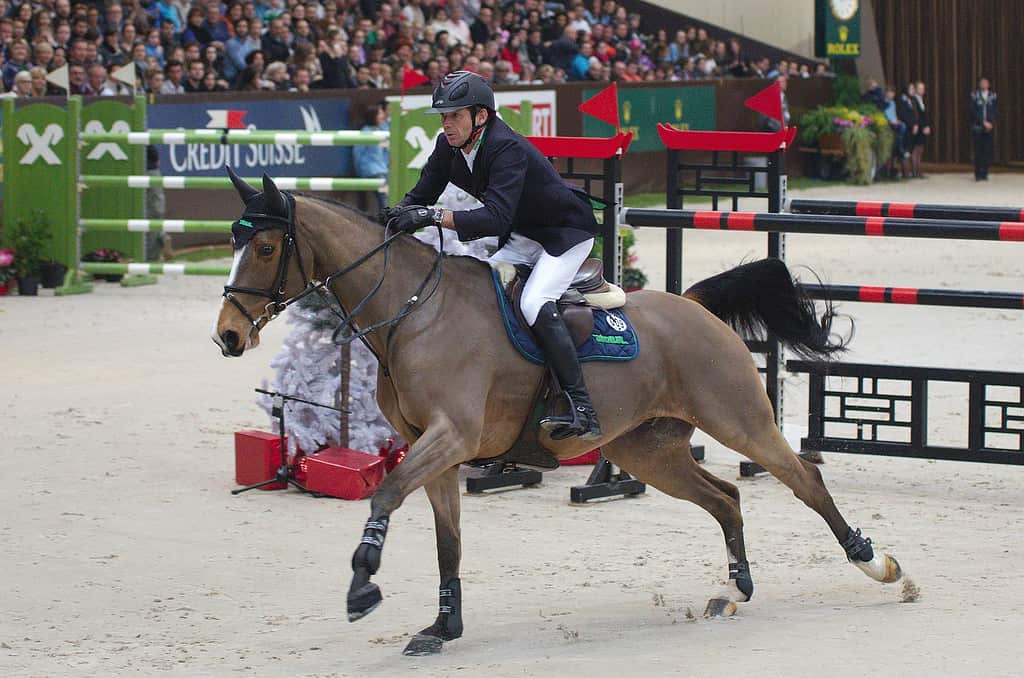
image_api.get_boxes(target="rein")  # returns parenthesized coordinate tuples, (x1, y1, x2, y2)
(222, 197, 445, 373)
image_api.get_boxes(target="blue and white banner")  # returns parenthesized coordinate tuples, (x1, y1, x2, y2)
(148, 97, 353, 177)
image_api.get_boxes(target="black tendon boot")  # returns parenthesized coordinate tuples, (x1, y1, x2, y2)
(532, 302, 602, 441)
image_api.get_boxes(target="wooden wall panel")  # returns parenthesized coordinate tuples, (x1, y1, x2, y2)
(873, 0, 1022, 165)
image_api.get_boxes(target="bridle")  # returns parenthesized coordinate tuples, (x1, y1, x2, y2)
(221, 193, 445, 371)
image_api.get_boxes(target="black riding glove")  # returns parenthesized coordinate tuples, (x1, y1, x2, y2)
(389, 205, 442, 233)
(377, 203, 405, 227)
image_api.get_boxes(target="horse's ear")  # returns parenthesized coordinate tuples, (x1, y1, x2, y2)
(262, 173, 288, 217)
(226, 165, 259, 203)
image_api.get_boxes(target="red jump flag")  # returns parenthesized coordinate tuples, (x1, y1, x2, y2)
(401, 69, 430, 93)
(578, 82, 620, 130)
(744, 82, 783, 122)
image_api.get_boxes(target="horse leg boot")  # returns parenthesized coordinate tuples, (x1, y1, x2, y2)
(533, 302, 602, 441)
(403, 467, 463, 656)
(348, 422, 471, 622)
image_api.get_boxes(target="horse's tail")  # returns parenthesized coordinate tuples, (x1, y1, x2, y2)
(683, 258, 850, 359)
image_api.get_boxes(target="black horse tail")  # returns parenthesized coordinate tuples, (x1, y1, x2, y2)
(683, 258, 850, 359)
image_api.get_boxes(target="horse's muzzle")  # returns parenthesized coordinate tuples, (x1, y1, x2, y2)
(213, 329, 245, 357)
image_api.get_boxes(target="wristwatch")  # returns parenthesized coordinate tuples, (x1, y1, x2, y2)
(432, 207, 444, 224)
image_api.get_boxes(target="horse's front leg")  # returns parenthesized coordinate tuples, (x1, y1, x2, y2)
(402, 466, 462, 656)
(347, 421, 469, 623)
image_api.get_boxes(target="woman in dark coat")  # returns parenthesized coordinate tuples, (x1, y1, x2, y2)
(895, 83, 919, 179)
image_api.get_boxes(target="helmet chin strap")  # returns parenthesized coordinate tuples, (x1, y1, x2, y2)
(457, 106, 487, 151)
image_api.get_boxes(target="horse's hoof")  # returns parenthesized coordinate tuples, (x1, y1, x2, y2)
(347, 582, 383, 622)
(403, 633, 444, 656)
(852, 552, 903, 584)
(703, 597, 737, 618)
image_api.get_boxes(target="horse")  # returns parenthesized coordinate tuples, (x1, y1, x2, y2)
(213, 173, 903, 657)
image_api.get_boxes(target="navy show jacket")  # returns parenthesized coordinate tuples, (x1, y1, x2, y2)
(401, 116, 598, 256)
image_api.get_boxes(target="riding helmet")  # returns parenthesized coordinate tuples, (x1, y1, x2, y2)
(427, 71, 495, 114)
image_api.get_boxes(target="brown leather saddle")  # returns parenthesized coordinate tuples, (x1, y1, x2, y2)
(506, 257, 620, 346)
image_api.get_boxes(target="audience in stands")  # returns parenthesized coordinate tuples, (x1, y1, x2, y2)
(0, 0, 832, 97)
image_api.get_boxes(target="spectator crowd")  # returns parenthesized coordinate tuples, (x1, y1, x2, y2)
(0, 0, 833, 98)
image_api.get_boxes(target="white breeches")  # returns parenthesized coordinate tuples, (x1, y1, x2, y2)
(489, 233, 594, 326)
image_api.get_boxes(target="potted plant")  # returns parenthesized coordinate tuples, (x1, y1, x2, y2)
(82, 248, 125, 282)
(0, 249, 15, 296)
(39, 259, 68, 289)
(7, 211, 51, 296)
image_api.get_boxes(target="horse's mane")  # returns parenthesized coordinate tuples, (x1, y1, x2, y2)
(295, 193, 492, 273)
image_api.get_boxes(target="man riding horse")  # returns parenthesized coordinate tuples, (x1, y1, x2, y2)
(381, 70, 603, 441)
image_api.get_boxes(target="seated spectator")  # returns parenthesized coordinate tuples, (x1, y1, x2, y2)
(160, 58, 185, 93)
(67, 62, 87, 94)
(202, 4, 231, 46)
(2, 39, 32, 90)
(264, 60, 290, 89)
(12, 69, 32, 96)
(181, 7, 210, 46)
(470, 5, 492, 45)
(145, 66, 164, 93)
(225, 18, 257, 81)
(144, 27, 165, 67)
(183, 59, 205, 91)
(154, 0, 182, 33)
(83, 62, 107, 95)
(261, 17, 291, 63)
(291, 65, 311, 92)
(202, 68, 229, 91)
(99, 27, 128, 66)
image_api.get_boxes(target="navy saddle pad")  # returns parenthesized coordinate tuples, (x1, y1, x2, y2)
(491, 269, 639, 365)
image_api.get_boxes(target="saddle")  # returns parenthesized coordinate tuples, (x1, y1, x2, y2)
(501, 258, 626, 346)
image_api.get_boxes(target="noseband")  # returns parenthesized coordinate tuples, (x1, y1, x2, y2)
(222, 194, 444, 369)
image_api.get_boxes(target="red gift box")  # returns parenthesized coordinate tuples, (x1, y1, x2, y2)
(234, 430, 287, 490)
(303, 447, 385, 500)
(562, 449, 601, 466)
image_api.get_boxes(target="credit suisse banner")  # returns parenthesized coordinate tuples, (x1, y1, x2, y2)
(147, 97, 352, 176)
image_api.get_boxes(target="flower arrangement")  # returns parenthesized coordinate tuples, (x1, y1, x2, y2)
(799, 105, 895, 184)
(0, 249, 15, 287)
(82, 248, 124, 263)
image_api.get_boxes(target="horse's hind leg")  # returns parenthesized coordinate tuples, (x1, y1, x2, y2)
(601, 418, 754, 617)
(708, 398, 902, 585)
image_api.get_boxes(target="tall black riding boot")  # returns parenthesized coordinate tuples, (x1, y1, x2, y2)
(531, 302, 602, 441)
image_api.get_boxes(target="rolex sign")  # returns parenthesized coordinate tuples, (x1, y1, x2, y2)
(815, 0, 861, 58)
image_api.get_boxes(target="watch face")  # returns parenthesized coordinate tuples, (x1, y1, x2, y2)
(830, 0, 859, 21)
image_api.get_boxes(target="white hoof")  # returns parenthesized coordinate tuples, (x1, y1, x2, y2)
(852, 552, 902, 583)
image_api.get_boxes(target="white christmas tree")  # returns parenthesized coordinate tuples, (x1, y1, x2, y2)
(260, 187, 492, 454)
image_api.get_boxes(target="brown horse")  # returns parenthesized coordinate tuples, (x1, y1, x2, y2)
(214, 174, 903, 657)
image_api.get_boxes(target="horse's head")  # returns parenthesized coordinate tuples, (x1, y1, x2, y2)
(212, 168, 313, 357)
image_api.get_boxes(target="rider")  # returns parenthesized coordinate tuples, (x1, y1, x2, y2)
(383, 70, 601, 441)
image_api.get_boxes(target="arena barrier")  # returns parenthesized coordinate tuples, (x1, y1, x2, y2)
(789, 199, 1024, 223)
(1, 95, 391, 293)
(625, 108, 1024, 468)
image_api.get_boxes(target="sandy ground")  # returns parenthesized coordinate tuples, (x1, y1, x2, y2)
(4, 173, 1024, 677)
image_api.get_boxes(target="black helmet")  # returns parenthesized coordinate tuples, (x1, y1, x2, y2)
(427, 70, 495, 114)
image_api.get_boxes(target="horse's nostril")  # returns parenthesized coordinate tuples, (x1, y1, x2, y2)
(222, 330, 240, 350)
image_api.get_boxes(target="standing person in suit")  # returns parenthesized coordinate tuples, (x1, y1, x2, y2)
(969, 77, 998, 181)
(911, 80, 931, 178)
(381, 70, 602, 441)
(895, 83, 919, 179)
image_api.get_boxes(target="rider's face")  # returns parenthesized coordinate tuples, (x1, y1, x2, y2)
(441, 108, 486, 148)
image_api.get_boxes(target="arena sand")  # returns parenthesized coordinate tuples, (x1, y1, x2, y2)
(3, 173, 1024, 677)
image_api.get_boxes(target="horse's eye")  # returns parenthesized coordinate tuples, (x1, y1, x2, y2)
(259, 244, 275, 256)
